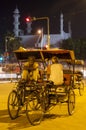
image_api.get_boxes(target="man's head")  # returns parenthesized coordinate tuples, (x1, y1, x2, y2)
(51, 56, 58, 63)
(28, 56, 35, 65)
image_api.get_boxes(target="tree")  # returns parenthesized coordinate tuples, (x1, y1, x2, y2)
(60, 38, 74, 50)
(4, 32, 22, 62)
(61, 38, 86, 60)
(7, 37, 22, 62)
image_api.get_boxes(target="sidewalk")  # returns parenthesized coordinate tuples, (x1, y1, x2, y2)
(0, 80, 17, 83)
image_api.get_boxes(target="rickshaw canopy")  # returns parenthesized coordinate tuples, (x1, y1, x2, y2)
(14, 47, 75, 61)
(60, 59, 84, 66)
(74, 60, 84, 65)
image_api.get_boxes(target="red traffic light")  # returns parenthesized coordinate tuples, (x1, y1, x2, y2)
(25, 17, 31, 22)
(25, 17, 36, 22)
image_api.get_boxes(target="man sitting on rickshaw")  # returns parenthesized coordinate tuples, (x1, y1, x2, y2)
(46, 56, 64, 85)
(45, 56, 66, 103)
(21, 56, 40, 82)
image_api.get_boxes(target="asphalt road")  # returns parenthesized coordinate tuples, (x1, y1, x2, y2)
(0, 82, 86, 130)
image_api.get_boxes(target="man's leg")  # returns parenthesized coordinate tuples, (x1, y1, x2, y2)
(22, 70, 29, 80)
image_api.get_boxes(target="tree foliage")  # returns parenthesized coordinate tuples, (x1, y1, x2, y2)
(3, 32, 22, 62)
(60, 38, 86, 60)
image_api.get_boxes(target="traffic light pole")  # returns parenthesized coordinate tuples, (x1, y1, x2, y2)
(32, 17, 50, 49)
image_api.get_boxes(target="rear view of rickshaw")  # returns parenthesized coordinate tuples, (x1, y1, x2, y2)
(7, 47, 76, 125)
(61, 59, 85, 96)
(73, 60, 84, 96)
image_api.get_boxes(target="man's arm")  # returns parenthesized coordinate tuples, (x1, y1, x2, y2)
(46, 65, 51, 80)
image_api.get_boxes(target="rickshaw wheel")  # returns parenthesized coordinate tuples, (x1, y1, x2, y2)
(7, 90, 20, 119)
(79, 81, 84, 96)
(26, 92, 44, 125)
(68, 89, 75, 115)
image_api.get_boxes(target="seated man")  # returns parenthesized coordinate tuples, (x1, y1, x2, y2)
(46, 56, 64, 85)
(21, 56, 40, 81)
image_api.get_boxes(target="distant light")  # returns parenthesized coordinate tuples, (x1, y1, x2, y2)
(37, 29, 42, 34)
(0, 57, 3, 61)
(45, 44, 48, 48)
(26, 17, 31, 22)
(43, 44, 49, 49)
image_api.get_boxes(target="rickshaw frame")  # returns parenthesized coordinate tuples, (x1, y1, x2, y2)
(60, 59, 85, 96)
(73, 59, 84, 96)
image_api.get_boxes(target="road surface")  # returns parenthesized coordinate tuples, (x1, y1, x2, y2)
(0, 82, 86, 130)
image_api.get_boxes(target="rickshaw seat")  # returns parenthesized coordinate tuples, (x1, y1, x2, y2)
(63, 73, 72, 85)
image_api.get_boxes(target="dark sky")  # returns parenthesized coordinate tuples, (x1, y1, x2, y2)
(0, 0, 86, 39)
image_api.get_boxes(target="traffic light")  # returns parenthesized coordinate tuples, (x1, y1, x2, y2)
(25, 17, 31, 22)
(25, 17, 36, 22)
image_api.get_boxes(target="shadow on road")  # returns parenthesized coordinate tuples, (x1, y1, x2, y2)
(0, 109, 69, 130)
(0, 109, 32, 130)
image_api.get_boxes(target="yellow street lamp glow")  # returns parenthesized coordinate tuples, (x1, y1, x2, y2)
(37, 29, 42, 34)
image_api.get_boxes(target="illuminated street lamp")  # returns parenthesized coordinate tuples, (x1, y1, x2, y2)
(37, 29, 42, 34)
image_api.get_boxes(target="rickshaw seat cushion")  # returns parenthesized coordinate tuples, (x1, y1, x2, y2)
(47, 81, 65, 89)
(63, 73, 72, 85)
(47, 82, 66, 94)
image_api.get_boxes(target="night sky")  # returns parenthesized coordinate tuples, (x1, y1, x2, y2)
(0, 0, 86, 39)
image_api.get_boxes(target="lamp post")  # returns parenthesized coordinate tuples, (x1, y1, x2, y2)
(37, 28, 44, 49)
(47, 17, 50, 49)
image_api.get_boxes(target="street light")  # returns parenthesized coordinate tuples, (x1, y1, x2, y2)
(37, 29, 42, 34)
(26, 16, 50, 49)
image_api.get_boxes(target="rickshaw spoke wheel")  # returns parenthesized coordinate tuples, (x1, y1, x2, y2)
(68, 89, 75, 115)
(79, 81, 84, 96)
(26, 92, 44, 125)
(7, 90, 20, 119)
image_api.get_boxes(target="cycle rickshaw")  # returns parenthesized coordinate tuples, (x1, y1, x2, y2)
(60, 59, 85, 96)
(7, 47, 75, 125)
(73, 60, 84, 96)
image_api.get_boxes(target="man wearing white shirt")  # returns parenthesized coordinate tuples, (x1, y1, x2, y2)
(47, 56, 63, 85)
